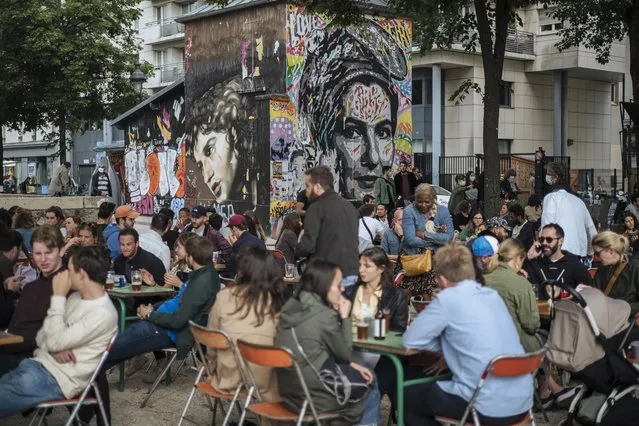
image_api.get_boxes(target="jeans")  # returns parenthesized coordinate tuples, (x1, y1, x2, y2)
(357, 375, 381, 426)
(0, 359, 65, 418)
(0, 353, 28, 377)
(104, 320, 174, 370)
(404, 382, 527, 426)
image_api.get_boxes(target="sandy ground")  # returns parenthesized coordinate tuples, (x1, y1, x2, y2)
(3, 355, 567, 426)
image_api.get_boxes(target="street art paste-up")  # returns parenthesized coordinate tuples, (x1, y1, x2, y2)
(123, 90, 187, 216)
(268, 6, 413, 233)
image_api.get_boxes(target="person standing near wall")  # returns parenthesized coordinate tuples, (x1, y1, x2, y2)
(374, 166, 396, 222)
(49, 162, 71, 196)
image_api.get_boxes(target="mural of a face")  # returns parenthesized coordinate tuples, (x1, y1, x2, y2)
(192, 127, 238, 202)
(335, 81, 395, 199)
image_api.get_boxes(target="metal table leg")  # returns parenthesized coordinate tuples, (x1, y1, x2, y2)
(113, 298, 127, 392)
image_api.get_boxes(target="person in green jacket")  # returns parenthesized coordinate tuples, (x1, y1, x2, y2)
(448, 174, 470, 216)
(275, 259, 380, 425)
(483, 239, 540, 353)
(373, 166, 396, 222)
(104, 235, 220, 370)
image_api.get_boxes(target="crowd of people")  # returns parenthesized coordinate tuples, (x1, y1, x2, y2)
(1, 159, 639, 425)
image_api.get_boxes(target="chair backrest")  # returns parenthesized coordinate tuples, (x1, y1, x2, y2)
(220, 276, 236, 287)
(237, 339, 294, 368)
(393, 270, 405, 287)
(485, 348, 547, 379)
(271, 249, 286, 261)
(189, 320, 232, 350)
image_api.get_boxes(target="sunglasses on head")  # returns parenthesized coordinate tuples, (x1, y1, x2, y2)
(539, 237, 559, 244)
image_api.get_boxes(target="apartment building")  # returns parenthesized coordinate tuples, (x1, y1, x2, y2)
(413, 4, 629, 191)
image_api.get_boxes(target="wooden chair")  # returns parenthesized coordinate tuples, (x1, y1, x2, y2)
(236, 339, 340, 425)
(178, 321, 248, 426)
(435, 348, 547, 426)
(29, 333, 117, 426)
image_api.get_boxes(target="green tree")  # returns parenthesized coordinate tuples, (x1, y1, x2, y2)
(0, 0, 148, 163)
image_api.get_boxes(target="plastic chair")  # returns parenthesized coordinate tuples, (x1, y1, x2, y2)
(178, 321, 247, 426)
(29, 333, 118, 426)
(435, 348, 546, 426)
(236, 339, 340, 425)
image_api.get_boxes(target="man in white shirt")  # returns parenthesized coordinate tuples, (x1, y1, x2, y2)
(541, 162, 596, 257)
(139, 212, 171, 270)
(0, 246, 117, 418)
(358, 204, 385, 252)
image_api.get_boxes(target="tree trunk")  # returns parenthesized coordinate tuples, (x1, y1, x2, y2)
(474, 0, 510, 217)
(58, 109, 66, 163)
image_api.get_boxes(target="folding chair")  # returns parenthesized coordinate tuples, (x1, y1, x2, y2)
(178, 321, 247, 426)
(435, 348, 546, 426)
(220, 276, 237, 288)
(140, 346, 189, 408)
(29, 333, 118, 426)
(236, 339, 340, 426)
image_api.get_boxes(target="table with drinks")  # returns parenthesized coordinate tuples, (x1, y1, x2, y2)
(352, 308, 449, 426)
(0, 331, 24, 346)
(105, 269, 174, 392)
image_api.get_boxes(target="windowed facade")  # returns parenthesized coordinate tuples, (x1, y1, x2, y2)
(412, 80, 423, 105)
(498, 139, 512, 155)
(499, 81, 513, 107)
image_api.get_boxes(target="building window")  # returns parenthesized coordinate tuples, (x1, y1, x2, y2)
(426, 79, 433, 105)
(611, 83, 619, 104)
(412, 80, 423, 105)
(540, 22, 563, 33)
(154, 50, 166, 67)
(181, 1, 197, 15)
(154, 6, 164, 25)
(498, 139, 512, 155)
(499, 81, 513, 107)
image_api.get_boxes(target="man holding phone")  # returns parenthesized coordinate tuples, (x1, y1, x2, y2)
(523, 223, 592, 299)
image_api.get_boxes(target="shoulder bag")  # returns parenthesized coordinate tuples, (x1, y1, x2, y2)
(604, 261, 627, 296)
(290, 328, 369, 405)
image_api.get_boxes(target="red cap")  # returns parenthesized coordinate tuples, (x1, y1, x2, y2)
(227, 214, 246, 228)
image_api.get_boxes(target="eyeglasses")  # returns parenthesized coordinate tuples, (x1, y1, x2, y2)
(539, 237, 560, 244)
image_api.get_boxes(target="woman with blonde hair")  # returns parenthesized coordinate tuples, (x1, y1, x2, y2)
(592, 231, 639, 316)
(484, 238, 540, 353)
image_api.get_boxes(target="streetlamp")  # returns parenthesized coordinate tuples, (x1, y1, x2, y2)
(130, 59, 147, 94)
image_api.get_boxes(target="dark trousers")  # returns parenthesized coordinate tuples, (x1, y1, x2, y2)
(103, 320, 174, 371)
(405, 382, 528, 426)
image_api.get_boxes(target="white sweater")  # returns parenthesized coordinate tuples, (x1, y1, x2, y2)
(541, 189, 597, 257)
(34, 292, 117, 398)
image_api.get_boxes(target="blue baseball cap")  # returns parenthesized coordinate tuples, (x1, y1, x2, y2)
(471, 236, 499, 257)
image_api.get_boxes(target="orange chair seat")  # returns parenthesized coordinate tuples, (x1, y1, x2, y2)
(196, 382, 246, 400)
(247, 402, 340, 422)
(435, 414, 532, 426)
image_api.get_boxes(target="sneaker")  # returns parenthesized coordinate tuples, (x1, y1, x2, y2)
(554, 386, 581, 408)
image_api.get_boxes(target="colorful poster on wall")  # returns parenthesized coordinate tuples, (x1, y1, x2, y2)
(269, 6, 413, 234)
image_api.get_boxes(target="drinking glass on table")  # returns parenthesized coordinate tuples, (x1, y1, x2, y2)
(285, 263, 295, 279)
(105, 271, 114, 291)
(131, 270, 142, 292)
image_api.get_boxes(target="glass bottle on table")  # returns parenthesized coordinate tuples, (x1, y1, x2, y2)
(373, 297, 386, 340)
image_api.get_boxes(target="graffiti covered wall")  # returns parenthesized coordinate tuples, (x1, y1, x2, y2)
(184, 3, 285, 228)
(123, 85, 188, 216)
(268, 5, 413, 234)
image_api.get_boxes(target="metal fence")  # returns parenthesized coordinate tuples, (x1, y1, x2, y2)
(451, 28, 535, 56)
(159, 62, 185, 83)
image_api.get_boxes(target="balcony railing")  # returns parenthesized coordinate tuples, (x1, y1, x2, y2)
(144, 18, 185, 38)
(158, 62, 185, 83)
(452, 28, 535, 56)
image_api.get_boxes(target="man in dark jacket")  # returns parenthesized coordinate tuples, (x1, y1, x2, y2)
(296, 166, 359, 284)
(394, 161, 417, 206)
(225, 214, 265, 274)
(113, 228, 166, 286)
(0, 225, 65, 376)
(524, 223, 592, 299)
(104, 236, 220, 369)
(0, 226, 22, 329)
(509, 204, 536, 251)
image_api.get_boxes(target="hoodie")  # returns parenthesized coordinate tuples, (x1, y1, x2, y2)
(523, 251, 593, 299)
(103, 223, 121, 261)
(275, 291, 368, 423)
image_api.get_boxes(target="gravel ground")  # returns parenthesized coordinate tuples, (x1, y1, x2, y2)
(4, 357, 567, 425)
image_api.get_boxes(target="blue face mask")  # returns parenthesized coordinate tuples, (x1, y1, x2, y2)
(545, 175, 553, 185)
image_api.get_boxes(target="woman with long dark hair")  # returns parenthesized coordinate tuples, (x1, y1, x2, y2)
(243, 209, 267, 242)
(275, 212, 302, 264)
(12, 210, 35, 252)
(164, 232, 195, 288)
(276, 259, 381, 425)
(620, 212, 639, 255)
(208, 245, 286, 402)
(345, 247, 407, 332)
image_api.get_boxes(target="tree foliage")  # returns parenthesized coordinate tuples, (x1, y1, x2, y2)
(0, 0, 150, 161)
